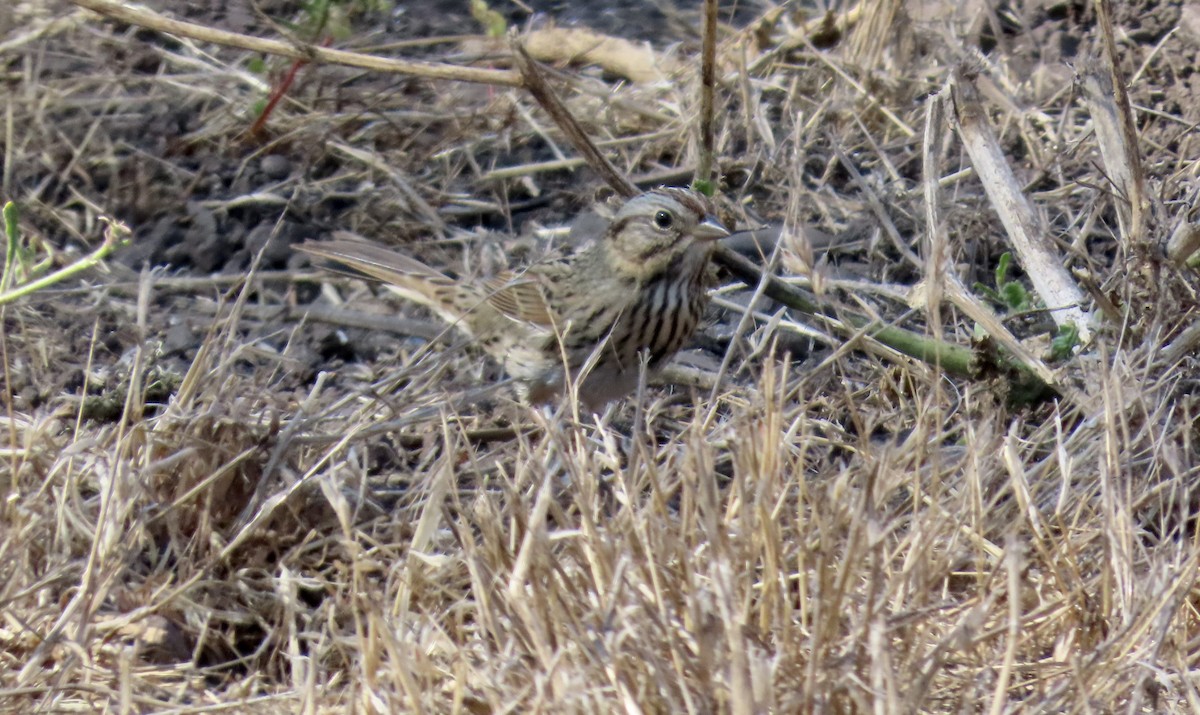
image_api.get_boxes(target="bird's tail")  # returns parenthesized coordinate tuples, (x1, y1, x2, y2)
(296, 238, 481, 331)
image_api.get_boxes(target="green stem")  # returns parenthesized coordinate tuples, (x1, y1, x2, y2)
(714, 245, 1054, 401)
(1, 202, 19, 293)
(0, 218, 128, 305)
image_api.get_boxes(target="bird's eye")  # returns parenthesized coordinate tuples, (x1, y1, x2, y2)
(653, 210, 674, 230)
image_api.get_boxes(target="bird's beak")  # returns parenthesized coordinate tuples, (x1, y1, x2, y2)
(693, 215, 731, 241)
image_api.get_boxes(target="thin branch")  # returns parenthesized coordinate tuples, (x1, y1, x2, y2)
(70, 0, 522, 87)
(696, 0, 719, 188)
(510, 34, 639, 198)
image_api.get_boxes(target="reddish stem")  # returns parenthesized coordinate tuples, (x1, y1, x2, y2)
(249, 36, 332, 137)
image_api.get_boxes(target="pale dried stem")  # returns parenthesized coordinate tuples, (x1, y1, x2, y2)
(951, 68, 1093, 342)
(1077, 60, 1143, 244)
(69, 0, 522, 87)
(1093, 0, 1146, 242)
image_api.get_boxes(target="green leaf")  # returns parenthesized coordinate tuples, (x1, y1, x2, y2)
(325, 4, 352, 40)
(303, 0, 328, 17)
(995, 251, 1012, 287)
(999, 282, 1029, 312)
(690, 179, 715, 197)
(972, 281, 1004, 307)
(470, 0, 507, 38)
(1049, 323, 1080, 361)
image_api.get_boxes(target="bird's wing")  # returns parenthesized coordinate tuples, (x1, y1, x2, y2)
(483, 273, 558, 327)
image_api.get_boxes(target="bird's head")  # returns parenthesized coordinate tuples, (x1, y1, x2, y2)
(601, 188, 729, 282)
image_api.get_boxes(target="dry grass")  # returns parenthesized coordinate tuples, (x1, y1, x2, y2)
(3, 0, 1200, 712)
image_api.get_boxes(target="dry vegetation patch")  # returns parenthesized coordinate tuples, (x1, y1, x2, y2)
(2, 0, 1200, 712)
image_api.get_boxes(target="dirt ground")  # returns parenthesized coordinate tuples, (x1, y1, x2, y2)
(2, 0, 1200, 712)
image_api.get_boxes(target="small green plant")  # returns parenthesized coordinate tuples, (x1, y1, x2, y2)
(470, 0, 507, 38)
(0, 202, 51, 292)
(295, 0, 350, 42)
(971, 252, 1082, 362)
(0, 202, 129, 306)
(249, 0, 394, 136)
(1049, 323, 1081, 361)
(974, 252, 1030, 312)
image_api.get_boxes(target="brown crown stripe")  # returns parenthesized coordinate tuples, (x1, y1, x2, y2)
(653, 187, 713, 219)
